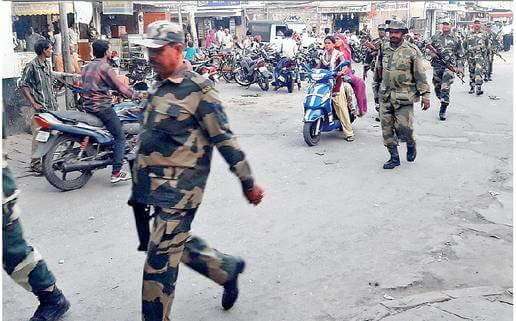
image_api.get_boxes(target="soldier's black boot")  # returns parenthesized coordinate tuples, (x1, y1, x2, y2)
(30, 287, 70, 321)
(488, 75, 493, 81)
(222, 258, 246, 310)
(383, 146, 400, 169)
(468, 84, 475, 94)
(407, 143, 417, 162)
(476, 85, 483, 96)
(439, 103, 448, 121)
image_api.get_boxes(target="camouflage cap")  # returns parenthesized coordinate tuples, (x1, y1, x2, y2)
(133, 20, 185, 48)
(386, 20, 408, 31)
(440, 18, 452, 25)
(378, 24, 386, 30)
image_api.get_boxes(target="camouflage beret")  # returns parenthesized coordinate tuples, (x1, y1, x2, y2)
(134, 20, 185, 48)
(386, 20, 408, 31)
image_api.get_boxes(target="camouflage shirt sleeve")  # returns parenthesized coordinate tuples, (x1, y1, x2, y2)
(412, 49, 430, 100)
(455, 38, 465, 68)
(195, 87, 255, 191)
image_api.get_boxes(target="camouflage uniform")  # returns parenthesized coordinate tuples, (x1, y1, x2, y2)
(132, 22, 255, 321)
(375, 21, 430, 168)
(370, 27, 388, 108)
(427, 29, 464, 106)
(3, 155, 56, 293)
(463, 29, 488, 92)
(485, 27, 500, 80)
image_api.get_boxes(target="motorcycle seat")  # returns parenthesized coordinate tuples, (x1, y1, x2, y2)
(52, 111, 104, 127)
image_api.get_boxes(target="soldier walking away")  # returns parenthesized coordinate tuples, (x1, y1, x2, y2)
(485, 22, 500, 82)
(132, 21, 265, 321)
(367, 23, 388, 122)
(375, 20, 431, 169)
(3, 121, 70, 321)
(463, 19, 488, 95)
(426, 18, 464, 121)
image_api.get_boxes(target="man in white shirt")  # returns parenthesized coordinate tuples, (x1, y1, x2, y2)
(222, 28, 233, 48)
(216, 26, 225, 46)
(280, 29, 298, 59)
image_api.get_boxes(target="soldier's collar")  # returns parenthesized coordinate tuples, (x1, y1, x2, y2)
(166, 64, 189, 84)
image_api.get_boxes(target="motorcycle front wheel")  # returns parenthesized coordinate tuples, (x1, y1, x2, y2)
(258, 76, 269, 91)
(42, 135, 93, 191)
(303, 120, 321, 146)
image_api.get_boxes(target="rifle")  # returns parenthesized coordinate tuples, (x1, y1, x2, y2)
(494, 51, 507, 62)
(425, 44, 465, 84)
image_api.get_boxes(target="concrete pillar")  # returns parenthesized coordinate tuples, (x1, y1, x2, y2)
(59, 2, 74, 110)
(189, 10, 198, 46)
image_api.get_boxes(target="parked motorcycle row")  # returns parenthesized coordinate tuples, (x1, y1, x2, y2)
(39, 39, 370, 191)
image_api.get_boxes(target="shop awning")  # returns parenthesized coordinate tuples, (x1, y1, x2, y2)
(12, 2, 73, 16)
(489, 12, 513, 18)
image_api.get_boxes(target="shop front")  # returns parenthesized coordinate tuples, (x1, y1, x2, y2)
(317, 2, 370, 35)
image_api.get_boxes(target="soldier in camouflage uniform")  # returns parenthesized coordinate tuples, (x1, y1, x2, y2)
(365, 24, 387, 120)
(463, 19, 488, 95)
(132, 21, 265, 321)
(375, 20, 431, 169)
(426, 18, 464, 121)
(3, 122, 70, 321)
(484, 22, 500, 82)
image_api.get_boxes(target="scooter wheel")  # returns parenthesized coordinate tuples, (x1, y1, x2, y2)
(303, 121, 321, 146)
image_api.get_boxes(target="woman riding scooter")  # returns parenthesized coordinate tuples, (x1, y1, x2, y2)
(318, 36, 355, 142)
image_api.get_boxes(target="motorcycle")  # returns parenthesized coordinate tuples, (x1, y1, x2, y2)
(234, 49, 272, 91)
(272, 56, 302, 93)
(302, 63, 355, 146)
(127, 57, 153, 84)
(33, 98, 143, 191)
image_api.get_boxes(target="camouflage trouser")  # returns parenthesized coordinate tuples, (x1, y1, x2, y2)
(380, 101, 415, 147)
(486, 52, 494, 77)
(467, 57, 484, 86)
(432, 66, 454, 104)
(2, 165, 56, 293)
(372, 80, 380, 105)
(142, 207, 242, 321)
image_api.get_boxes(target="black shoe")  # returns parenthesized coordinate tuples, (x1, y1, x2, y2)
(407, 144, 417, 162)
(375, 116, 380, 122)
(488, 76, 492, 81)
(476, 85, 483, 95)
(439, 103, 447, 121)
(30, 287, 70, 321)
(468, 86, 475, 94)
(484, 77, 489, 82)
(383, 146, 400, 169)
(222, 259, 246, 310)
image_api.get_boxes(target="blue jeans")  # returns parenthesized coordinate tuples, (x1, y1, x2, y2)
(92, 107, 125, 173)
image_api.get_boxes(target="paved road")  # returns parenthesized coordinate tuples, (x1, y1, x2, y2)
(3, 55, 513, 321)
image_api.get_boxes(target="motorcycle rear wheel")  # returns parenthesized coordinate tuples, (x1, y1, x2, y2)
(234, 68, 252, 86)
(42, 135, 94, 191)
(303, 121, 321, 146)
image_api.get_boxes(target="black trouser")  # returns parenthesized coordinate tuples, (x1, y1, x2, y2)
(91, 107, 125, 173)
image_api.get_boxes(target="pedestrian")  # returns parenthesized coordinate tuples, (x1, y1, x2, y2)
(3, 121, 70, 321)
(205, 28, 216, 48)
(68, 22, 81, 74)
(25, 27, 44, 52)
(132, 21, 265, 321)
(81, 39, 140, 183)
(463, 19, 488, 95)
(222, 28, 233, 48)
(374, 20, 430, 169)
(52, 26, 64, 72)
(502, 22, 513, 51)
(184, 41, 198, 61)
(19, 38, 79, 173)
(216, 26, 225, 46)
(426, 18, 464, 121)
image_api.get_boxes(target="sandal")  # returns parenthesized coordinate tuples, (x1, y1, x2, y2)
(345, 136, 355, 142)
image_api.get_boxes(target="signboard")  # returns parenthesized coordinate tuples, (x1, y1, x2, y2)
(197, 1, 240, 7)
(318, 4, 371, 14)
(103, 1, 133, 15)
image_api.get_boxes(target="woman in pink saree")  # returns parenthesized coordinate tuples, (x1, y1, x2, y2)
(335, 34, 368, 116)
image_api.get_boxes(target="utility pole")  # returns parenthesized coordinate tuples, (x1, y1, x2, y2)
(59, 2, 74, 110)
(178, 1, 183, 29)
(189, 9, 198, 46)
